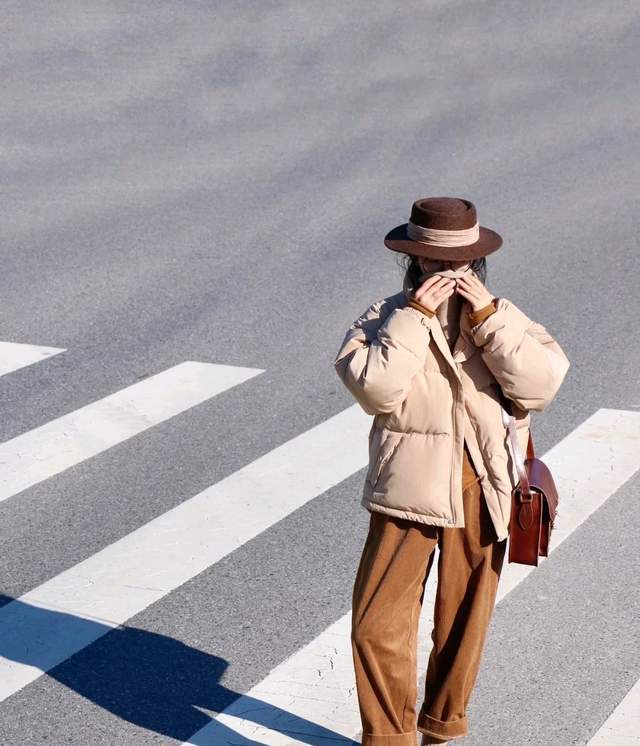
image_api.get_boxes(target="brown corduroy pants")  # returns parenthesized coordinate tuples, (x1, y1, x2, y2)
(351, 443, 507, 745)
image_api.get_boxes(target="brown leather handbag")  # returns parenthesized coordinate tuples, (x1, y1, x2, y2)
(498, 391, 559, 566)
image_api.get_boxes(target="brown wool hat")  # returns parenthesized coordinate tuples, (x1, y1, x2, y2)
(384, 196, 503, 261)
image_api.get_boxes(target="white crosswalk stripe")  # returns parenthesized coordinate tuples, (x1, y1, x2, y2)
(179, 408, 640, 745)
(0, 403, 370, 702)
(587, 677, 640, 744)
(0, 341, 65, 376)
(0, 360, 262, 504)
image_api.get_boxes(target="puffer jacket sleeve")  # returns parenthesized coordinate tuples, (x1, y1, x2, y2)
(333, 298, 433, 415)
(470, 297, 570, 412)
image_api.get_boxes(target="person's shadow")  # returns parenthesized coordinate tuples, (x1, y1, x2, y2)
(0, 595, 359, 745)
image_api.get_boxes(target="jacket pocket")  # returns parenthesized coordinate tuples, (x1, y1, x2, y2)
(366, 428, 402, 489)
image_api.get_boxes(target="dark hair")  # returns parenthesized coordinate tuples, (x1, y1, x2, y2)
(396, 252, 487, 290)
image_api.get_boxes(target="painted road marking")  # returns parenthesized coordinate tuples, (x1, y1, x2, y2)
(0, 341, 65, 376)
(586, 676, 640, 744)
(0, 361, 262, 503)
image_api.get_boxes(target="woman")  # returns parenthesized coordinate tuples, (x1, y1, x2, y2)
(333, 197, 570, 745)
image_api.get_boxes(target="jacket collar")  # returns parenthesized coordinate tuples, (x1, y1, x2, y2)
(402, 288, 478, 384)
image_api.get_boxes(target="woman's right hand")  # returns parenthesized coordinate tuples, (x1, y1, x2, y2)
(412, 275, 456, 313)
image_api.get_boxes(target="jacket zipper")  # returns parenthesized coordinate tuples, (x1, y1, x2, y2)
(450, 388, 457, 524)
(451, 363, 467, 524)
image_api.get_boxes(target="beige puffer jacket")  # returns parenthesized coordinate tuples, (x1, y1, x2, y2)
(333, 287, 570, 541)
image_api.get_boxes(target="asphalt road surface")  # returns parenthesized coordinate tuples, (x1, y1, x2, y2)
(2, 2, 639, 744)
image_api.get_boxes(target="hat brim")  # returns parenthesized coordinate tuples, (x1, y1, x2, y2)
(383, 223, 503, 261)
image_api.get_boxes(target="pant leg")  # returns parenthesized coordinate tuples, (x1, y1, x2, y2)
(417, 477, 507, 741)
(351, 510, 439, 746)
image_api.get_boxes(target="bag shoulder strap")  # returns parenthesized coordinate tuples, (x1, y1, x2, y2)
(496, 387, 534, 495)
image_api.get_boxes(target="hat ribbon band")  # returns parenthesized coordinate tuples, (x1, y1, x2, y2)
(407, 219, 479, 247)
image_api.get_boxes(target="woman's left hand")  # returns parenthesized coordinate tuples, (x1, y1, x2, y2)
(455, 274, 495, 312)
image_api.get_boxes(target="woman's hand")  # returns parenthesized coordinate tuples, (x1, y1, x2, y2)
(412, 275, 456, 313)
(454, 274, 495, 312)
